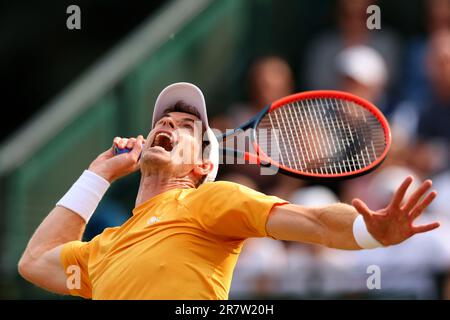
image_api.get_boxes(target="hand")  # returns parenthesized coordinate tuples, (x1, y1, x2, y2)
(88, 135, 145, 183)
(352, 176, 440, 246)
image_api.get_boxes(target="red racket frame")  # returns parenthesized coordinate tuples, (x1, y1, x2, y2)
(247, 90, 392, 180)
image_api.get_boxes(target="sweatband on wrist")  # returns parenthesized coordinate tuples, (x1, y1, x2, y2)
(352, 215, 383, 249)
(56, 170, 110, 223)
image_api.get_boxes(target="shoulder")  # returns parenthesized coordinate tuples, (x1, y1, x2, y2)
(182, 181, 266, 209)
(198, 180, 242, 190)
(196, 180, 265, 196)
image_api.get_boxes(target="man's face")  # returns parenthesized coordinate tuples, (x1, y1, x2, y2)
(141, 112, 205, 176)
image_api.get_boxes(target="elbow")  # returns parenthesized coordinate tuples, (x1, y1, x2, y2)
(18, 256, 31, 279)
(18, 254, 37, 282)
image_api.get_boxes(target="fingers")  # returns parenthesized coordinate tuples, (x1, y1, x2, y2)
(412, 221, 440, 234)
(409, 191, 437, 220)
(113, 137, 125, 149)
(113, 137, 130, 149)
(402, 179, 433, 213)
(130, 135, 144, 160)
(352, 198, 372, 220)
(389, 176, 413, 208)
(126, 138, 136, 149)
(113, 136, 144, 150)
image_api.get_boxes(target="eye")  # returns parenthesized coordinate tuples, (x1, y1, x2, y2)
(182, 123, 194, 130)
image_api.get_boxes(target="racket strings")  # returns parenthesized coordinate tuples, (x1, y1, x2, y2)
(256, 98, 387, 175)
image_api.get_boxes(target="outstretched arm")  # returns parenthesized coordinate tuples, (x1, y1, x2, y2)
(266, 177, 440, 250)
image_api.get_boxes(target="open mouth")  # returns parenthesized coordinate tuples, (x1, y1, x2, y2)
(151, 132, 174, 152)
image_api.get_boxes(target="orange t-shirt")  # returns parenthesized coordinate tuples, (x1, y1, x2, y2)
(60, 181, 288, 299)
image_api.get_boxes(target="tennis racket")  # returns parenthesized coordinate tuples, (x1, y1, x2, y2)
(218, 90, 391, 180)
(114, 90, 391, 180)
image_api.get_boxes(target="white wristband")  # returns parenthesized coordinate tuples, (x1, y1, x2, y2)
(56, 170, 110, 223)
(352, 215, 383, 249)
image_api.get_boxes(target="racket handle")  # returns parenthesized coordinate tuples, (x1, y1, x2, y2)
(113, 146, 131, 155)
(113, 143, 144, 159)
(244, 152, 271, 167)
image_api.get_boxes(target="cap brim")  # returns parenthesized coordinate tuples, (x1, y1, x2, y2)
(152, 82, 209, 128)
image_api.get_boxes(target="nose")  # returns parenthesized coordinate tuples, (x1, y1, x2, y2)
(160, 117, 176, 129)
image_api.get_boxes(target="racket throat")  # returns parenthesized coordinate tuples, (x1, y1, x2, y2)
(243, 152, 272, 168)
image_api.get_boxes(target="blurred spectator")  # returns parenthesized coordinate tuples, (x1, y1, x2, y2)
(218, 172, 258, 190)
(430, 170, 450, 300)
(230, 237, 289, 299)
(406, 30, 450, 177)
(400, 0, 450, 108)
(332, 45, 419, 175)
(430, 170, 450, 223)
(228, 56, 295, 126)
(418, 30, 450, 142)
(289, 185, 340, 207)
(335, 45, 388, 108)
(394, 0, 450, 149)
(429, 170, 450, 257)
(265, 174, 305, 202)
(429, 170, 450, 299)
(427, 0, 450, 32)
(218, 56, 296, 193)
(303, 0, 400, 94)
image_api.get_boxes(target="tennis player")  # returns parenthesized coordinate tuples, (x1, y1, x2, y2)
(18, 83, 440, 299)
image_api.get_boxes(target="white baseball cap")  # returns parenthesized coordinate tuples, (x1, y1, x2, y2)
(336, 45, 388, 86)
(152, 82, 219, 183)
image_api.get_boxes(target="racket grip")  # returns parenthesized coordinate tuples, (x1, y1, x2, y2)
(113, 143, 144, 159)
(113, 146, 131, 155)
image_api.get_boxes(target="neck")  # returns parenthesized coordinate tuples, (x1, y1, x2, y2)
(135, 169, 195, 207)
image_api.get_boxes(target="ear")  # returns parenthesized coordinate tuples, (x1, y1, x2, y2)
(192, 159, 213, 179)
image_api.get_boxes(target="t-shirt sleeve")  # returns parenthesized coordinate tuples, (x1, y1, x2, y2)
(186, 181, 289, 239)
(60, 240, 93, 299)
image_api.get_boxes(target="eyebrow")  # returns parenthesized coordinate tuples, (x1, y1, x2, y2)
(158, 115, 197, 125)
(180, 117, 195, 124)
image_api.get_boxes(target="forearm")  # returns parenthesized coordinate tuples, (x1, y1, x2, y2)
(19, 169, 110, 282)
(313, 203, 360, 249)
(267, 203, 360, 250)
(268, 177, 439, 250)
(20, 169, 110, 263)
(19, 206, 85, 264)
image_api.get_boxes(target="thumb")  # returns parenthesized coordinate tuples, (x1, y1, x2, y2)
(96, 147, 115, 161)
(352, 198, 372, 220)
